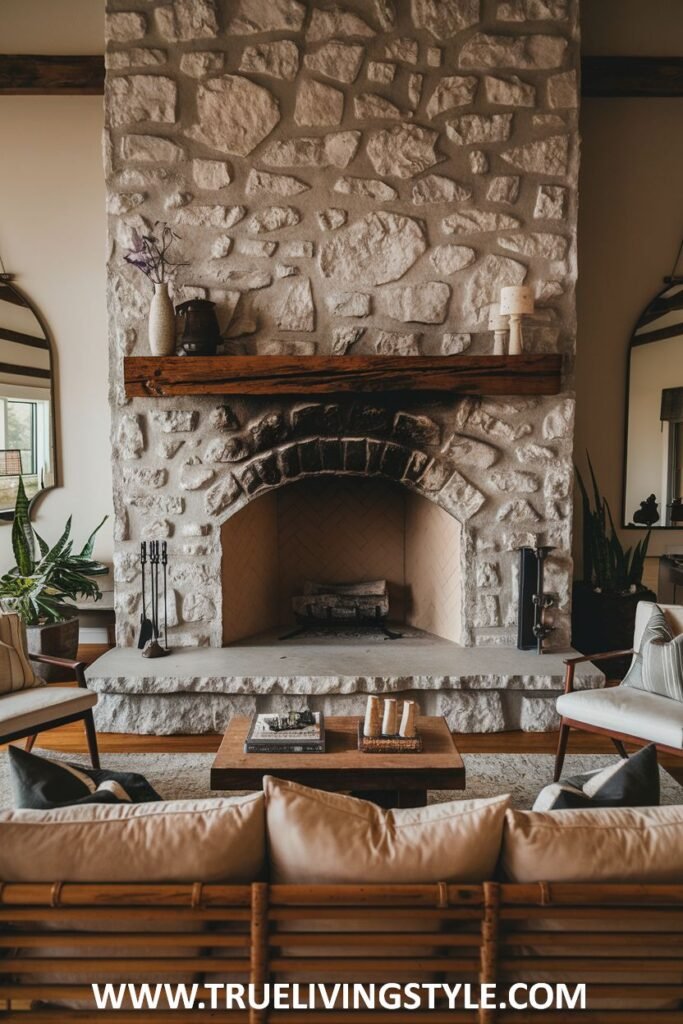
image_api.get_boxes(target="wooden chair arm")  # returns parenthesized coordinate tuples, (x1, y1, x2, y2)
(562, 649, 635, 693)
(29, 654, 88, 687)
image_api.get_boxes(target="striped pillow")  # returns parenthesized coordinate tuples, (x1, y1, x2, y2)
(622, 605, 673, 691)
(642, 633, 683, 702)
(0, 613, 38, 694)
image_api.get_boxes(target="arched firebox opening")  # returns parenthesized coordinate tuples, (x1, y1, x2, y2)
(220, 475, 463, 646)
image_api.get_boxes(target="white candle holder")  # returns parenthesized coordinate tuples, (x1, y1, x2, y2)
(487, 305, 509, 355)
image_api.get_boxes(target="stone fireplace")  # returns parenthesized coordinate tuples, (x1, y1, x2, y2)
(221, 473, 463, 644)
(94, 0, 602, 733)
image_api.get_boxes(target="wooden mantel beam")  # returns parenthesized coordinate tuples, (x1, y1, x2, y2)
(1, 54, 683, 97)
(123, 354, 563, 399)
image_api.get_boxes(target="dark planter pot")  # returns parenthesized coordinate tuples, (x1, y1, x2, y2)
(572, 581, 657, 680)
(26, 617, 80, 682)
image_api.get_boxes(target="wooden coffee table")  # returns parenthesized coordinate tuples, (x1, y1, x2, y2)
(210, 715, 465, 808)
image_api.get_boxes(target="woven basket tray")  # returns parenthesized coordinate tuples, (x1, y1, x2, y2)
(357, 721, 423, 753)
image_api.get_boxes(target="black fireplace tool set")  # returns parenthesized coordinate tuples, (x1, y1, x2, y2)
(138, 541, 170, 658)
(517, 543, 556, 654)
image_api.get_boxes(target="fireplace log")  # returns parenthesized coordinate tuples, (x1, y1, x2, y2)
(293, 579, 390, 620)
(303, 579, 387, 597)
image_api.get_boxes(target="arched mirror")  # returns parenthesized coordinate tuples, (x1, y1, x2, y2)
(623, 277, 683, 528)
(0, 274, 57, 520)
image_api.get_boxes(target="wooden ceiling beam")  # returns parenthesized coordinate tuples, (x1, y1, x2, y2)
(0, 54, 104, 95)
(582, 55, 683, 98)
(1, 54, 682, 98)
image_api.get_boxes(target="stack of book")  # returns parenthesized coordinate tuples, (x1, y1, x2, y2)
(244, 711, 325, 754)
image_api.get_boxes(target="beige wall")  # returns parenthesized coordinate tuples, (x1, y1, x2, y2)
(575, 0, 683, 572)
(0, 1, 109, 572)
(2, 0, 104, 54)
(0, 95, 112, 568)
(581, 0, 683, 56)
(576, 98, 683, 563)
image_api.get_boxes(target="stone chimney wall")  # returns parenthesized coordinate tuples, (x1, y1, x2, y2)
(105, 0, 580, 649)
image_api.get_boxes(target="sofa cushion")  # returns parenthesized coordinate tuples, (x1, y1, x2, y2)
(264, 775, 510, 883)
(0, 686, 96, 736)
(0, 613, 38, 694)
(8, 746, 162, 809)
(533, 744, 660, 810)
(0, 793, 265, 882)
(503, 804, 683, 882)
(556, 685, 683, 749)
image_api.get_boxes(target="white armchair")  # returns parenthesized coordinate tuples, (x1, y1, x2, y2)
(0, 613, 99, 767)
(554, 602, 683, 781)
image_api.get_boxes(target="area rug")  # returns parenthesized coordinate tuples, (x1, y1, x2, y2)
(0, 749, 680, 811)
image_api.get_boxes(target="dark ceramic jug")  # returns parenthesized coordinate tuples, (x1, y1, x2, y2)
(176, 298, 220, 356)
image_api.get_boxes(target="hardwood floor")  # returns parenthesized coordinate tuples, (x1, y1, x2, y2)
(5, 644, 681, 785)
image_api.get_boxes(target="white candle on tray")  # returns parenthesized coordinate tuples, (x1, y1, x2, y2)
(363, 695, 381, 738)
(382, 698, 397, 736)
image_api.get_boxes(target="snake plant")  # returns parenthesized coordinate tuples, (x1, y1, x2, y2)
(576, 452, 651, 594)
(0, 478, 108, 625)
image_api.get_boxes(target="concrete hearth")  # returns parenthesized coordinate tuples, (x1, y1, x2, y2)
(87, 630, 604, 735)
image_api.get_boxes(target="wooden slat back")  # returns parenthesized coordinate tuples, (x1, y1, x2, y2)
(0, 882, 680, 1020)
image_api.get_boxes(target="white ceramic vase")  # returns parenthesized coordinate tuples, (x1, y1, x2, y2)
(148, 282, 176, 356)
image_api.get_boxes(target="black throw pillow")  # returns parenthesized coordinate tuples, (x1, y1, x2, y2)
(8, 746, 162, 809)
(534, 744, 660, 811)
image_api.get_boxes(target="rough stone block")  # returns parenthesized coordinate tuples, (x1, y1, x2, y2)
(228, 0, 306, 34)
(180, 51, 224, 78)
(155, 0, 218, 41)
(190, 75, 280, 156)
(393, 412, 441, 446)
(239, 40, 300, 80)
(484, 74, 535, 106)
(459, 33, 568, 70)
(344, 438, 368, 473)
(205, 475, 242, 517)
(295, 79, 344, 127)
(303, 42, 364, 84)
(108, 75, 177, 126)
(107, 12, 147, 42)
(291, 403, 342, 437)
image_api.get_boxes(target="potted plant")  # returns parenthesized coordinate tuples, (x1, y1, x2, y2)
(0, 478, 108, 680)
(572, 452, 655, 677)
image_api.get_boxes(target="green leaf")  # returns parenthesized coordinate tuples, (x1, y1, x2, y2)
(79, 515, 108, 559)
(33, 530, 50, 558)
(41, 516, 73, 567)
(11, 478, 35, 577)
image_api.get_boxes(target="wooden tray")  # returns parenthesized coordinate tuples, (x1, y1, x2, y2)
(357, 721, 423, 753)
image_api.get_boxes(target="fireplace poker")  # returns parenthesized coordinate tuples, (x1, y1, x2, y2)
(142, 540, 169, 659)
(137, 541, 154, 650)
(162, 541, 168, 650)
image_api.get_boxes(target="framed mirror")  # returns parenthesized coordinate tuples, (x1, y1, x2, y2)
(0, 275, 57, 520)
(623, 279, 683, 528)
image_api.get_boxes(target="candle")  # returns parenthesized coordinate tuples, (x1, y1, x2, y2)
(382, 698, 397, 736)
(399, 700, 417, 738)
(499, 286, 535, 355)
(363, 695, 381, 738)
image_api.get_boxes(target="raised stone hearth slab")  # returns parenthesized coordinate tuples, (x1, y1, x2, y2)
(87, 633, 604, 735)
